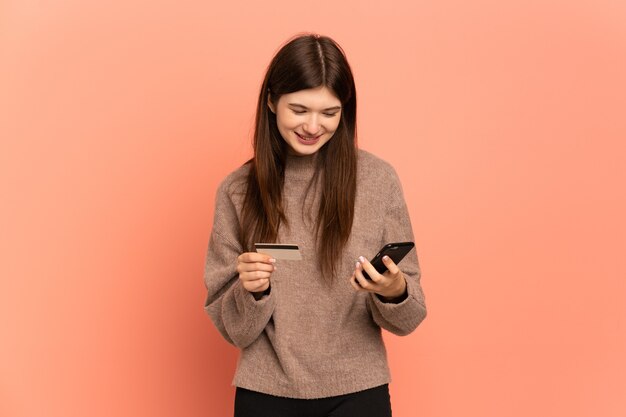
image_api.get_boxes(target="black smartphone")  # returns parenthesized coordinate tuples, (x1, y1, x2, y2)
(361, 242, 415, 280)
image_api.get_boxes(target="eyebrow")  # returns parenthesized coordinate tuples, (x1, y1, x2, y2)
(287, 103, 342, 111)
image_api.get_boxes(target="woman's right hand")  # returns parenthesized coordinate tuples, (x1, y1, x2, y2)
(236, 252, 276, 295)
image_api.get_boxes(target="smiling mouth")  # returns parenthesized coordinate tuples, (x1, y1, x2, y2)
(295, 132, 322, 141)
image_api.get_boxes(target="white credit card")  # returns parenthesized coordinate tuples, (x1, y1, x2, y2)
(254, 243, 302, 260)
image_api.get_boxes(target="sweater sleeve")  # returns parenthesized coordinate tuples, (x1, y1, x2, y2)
(367, 168, 427, 336)
(203, 178, 276, 348)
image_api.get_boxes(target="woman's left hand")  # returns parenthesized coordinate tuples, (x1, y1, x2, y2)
(350, 255, 407, 302)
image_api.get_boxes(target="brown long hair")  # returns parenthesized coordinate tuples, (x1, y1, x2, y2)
(240, 33, 358, 283)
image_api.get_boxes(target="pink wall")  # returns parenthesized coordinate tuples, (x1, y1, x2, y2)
(1, 1, 625, 416)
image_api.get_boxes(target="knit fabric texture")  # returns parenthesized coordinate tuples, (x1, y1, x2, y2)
(203, 149, 427, 399)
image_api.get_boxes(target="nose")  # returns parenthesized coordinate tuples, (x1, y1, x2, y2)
(302, 114, 321, 136)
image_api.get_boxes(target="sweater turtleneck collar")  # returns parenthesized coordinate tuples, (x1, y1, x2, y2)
(284, 151, 320, 182)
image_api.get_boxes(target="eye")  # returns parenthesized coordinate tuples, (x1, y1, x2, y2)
(292, 109, 306, 115)
(323, 112, 339, 118)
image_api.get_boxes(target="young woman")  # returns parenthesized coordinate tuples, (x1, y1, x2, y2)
(204, 33, 427, 417)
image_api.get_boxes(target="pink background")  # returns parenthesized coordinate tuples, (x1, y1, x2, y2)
(1, 1, 625, 416)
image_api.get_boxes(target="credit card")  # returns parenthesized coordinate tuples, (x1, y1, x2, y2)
(254, 243, 302, 260)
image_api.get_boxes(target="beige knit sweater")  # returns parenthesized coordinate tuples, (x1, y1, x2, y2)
(203, 149, 427, 399)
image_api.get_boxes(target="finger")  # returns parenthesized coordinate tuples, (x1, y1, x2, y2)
(358, 256, 384, 284)
(240, 270, 272, 281)
(349, 273, 362, 291)
(238, 252, 276, 264)
(238, 261, 276, 273)
(354, 262, 375, 291)
(382, 255, 400, 275)
(245, 278, 269, 292)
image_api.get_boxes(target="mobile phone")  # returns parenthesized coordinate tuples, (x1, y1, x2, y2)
(361, 242, 415, 280)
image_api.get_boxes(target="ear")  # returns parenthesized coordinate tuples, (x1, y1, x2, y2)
(267, 93, 276, 114)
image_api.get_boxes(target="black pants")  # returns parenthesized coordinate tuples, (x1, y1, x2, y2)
(234, 384, 392, 417)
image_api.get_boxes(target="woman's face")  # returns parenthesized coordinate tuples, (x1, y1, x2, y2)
(268, 86, 342, 156)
